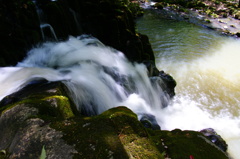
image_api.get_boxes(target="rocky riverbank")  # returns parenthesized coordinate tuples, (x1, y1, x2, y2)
(150, 0, 240, 37)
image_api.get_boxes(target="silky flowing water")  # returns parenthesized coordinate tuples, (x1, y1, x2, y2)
(137, 9, 240, 159)
(0, 35, 168, 118)
(0, 8, 239, 158)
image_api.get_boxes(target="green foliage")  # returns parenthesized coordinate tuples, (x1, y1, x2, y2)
(210, 13, 219, 18)
(154, 0, 239, 19)
(204, 18, 211, 23)
(206, 9, 212, 15)
(128, 2, 144, 17)
(234, 10, 240, 19)
(39, 146, 46, 159)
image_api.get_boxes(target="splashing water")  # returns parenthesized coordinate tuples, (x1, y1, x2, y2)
(1, 34, 239, 158)
(0, 35, 168, 117)
(136, 9, 240, 158)
(156, 39, 240, 159)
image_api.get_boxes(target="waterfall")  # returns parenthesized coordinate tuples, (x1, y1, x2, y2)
(40, 24, 58, 41)
(32, 0, 58, 41)
(69, 8, 82, 34)
(0, 35, 169, 118)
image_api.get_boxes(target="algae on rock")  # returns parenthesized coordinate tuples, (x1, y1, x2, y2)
(0, 81, 230, 158)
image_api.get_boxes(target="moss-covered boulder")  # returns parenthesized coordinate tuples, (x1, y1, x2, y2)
(0, 81, 229, 159)
(51, 106, 165, 159)
(0, 81, 78, 158)
(0, 81, 164, 158)
(150, 129, 229, 159)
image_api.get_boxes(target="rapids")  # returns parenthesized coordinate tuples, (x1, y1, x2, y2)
(0, 35, 168, 117)
(1, 7, 239, 158)
(137, 9, 240, 159)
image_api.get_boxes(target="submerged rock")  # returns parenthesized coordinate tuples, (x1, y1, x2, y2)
(158, 70, 176, 98)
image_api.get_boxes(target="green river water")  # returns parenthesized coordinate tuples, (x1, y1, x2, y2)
(137, 9, 240, 159)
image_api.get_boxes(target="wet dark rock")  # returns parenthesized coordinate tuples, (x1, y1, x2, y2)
(0, 78, 48, 108)
(150, 76, 171, 108)
(200, 128, 228, 152)
(236, 32, 240, 37)
(158, 70, 177, 98)
(139, 113, 161, 130)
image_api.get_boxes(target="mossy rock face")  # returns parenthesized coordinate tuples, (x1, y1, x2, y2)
(0, 81, 163, 158)
(150, 129, 229, 159)
(0, 80, 229, 158)
(0, 106, 76, 159)
(0, 80, 78, 116)
(51, 106, 164, 159)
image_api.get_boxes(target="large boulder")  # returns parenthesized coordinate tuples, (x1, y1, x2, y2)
(0, 81, 229, 159)
(0, 81, 163, 158)
(151, 129, 229, 159)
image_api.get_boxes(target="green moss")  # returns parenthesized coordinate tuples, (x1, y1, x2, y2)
(151, 129, 228, 159)
(42, 96, 75, 119)
(51, 107, 165, 159)
(100, 106, 137, 119)
(51, 115, 129, 158)
(128, 2, 144, 17)
(234, 11, 240, 19)
(1, 99, 229, 159)
(204, 18, 211, 23)
(1, 95, 75, 121)
(210, 13, 219, 18)
(0, 149, 8, 159)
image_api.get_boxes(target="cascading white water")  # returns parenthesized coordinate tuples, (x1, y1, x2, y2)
(156, 40, 240, 159)
(0, 35, 168, 117)
(136, 9, 240, 158)
(1, 33, 236, 157)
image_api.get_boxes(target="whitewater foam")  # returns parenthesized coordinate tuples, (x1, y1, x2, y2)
(156, 39, 240, 159)
(1, 36, 168, 116)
